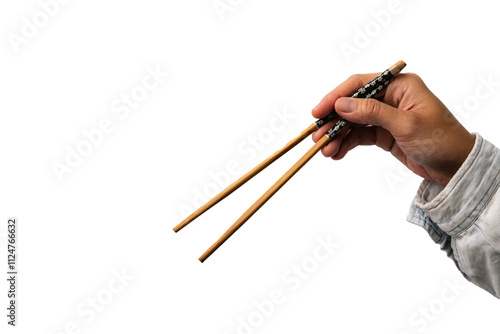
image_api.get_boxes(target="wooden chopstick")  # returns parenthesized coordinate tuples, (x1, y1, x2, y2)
(173, 122, 318, 232)
(173, 63, 403, 233)
(173, 115, 341, 232)
(198, 61, 406, 262)
(199, 134, 331, 262)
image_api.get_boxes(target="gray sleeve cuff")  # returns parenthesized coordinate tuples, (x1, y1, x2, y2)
(406, 133, 500, 297)
(407, 133, 500, 237)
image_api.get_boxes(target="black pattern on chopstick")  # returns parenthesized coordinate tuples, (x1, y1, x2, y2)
(326, 69, 395, 139)
(315, 69, 394, 128)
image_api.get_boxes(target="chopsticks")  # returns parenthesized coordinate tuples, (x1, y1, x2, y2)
(174, 61, 407, 262)
(173, 110, 337, 233)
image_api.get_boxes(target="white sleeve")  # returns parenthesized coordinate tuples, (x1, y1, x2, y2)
(407, 133, 500, 298)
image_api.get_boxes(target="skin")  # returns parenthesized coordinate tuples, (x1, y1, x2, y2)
(311, 73, 475, 187)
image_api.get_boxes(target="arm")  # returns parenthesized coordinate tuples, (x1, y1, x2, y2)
(312, 72, 500, 297)
(408, 133, 500, 298)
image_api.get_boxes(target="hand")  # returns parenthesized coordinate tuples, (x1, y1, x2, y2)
(311, 73, 475, 186)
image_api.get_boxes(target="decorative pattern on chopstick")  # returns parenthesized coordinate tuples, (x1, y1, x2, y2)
(326, 69, 394, 139)
(315, 69, 394, 128)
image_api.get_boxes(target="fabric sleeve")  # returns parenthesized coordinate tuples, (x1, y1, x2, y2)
(407, 133, 500, 298)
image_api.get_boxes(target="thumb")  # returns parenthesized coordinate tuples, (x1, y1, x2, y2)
(335, 97, 402, 132)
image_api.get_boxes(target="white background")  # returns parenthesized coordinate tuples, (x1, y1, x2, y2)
(1, 0, 500, 333)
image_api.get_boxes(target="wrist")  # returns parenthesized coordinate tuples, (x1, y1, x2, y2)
(443, 132, 475, 186)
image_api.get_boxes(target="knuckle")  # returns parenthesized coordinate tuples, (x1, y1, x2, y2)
(347, 74, 364, 87)
(348, 74, 361, 81)
(402, 73, 424, 88)
(405, 72, 420, 81)
(361, 98, 380, 119)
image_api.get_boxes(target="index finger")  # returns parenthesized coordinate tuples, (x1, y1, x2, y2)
(311, 73, 382, 119)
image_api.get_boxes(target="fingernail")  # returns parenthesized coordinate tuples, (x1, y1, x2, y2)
(336, 98, 355, 113)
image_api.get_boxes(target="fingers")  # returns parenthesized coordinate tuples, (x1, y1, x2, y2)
(311, 118, 344, 157)
(331, 126, 405, 162)
(312, 119, 338, 142)
(321, 125, 351, 157)
(312, 118, 353, 157)
(312, 73, 382, 119)
(334, 97, 407, 134)
(311, 72, 427, 163)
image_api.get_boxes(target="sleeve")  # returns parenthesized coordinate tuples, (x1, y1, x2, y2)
(407, 133, 500, 298)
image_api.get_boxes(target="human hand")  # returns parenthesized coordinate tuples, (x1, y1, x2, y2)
(311, 73, 475, 186)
